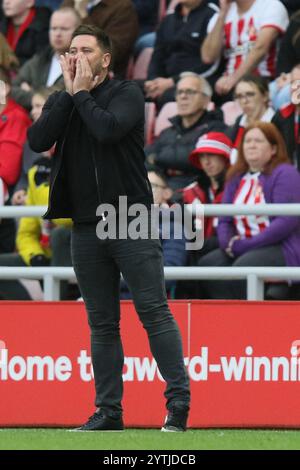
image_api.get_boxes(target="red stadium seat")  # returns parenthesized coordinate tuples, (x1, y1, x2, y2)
(132, 47, 154, 80)
(154, 101, 178, 137)
(144, 102, 157, 145)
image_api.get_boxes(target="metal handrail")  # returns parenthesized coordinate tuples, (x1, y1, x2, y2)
(0, 203, 299, 301)
(1, 203, 300, 218)
(0, 266, 299, 301)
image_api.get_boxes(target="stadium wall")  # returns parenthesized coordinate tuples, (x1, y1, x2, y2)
(1, 300, 300, 428)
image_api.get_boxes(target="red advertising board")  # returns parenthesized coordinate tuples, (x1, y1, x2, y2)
(0, 300, 300, 428)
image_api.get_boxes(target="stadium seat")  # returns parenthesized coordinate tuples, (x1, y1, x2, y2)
(126, 55, 134, 79)
(154, 101, 178, 137)
(132, 47, 154, 80)
(221, 101, 242, 125)
(145, 102, 157, 145)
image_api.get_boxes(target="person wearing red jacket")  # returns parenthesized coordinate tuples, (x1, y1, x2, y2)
(0, 66, 31, 191)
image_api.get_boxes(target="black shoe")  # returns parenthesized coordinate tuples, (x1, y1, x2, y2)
(74, 411, 124, 431)
(161, 406, 189, 432)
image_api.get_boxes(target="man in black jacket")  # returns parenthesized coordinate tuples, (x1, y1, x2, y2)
(144, 0, 221, 107)
(28, 25, 190, 432)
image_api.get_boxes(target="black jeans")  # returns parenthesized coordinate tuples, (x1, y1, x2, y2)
(71, 222, 190, 415)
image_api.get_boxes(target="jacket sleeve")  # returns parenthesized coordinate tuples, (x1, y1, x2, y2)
(0, 114, 30, 187)
(27, 91, 74, 152)
(147, 18, 168, 79)
(72, 82, 144, 143)
(232, 166, 300, 257)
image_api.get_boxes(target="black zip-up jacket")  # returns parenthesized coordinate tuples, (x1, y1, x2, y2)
(27, 78, 153, 222)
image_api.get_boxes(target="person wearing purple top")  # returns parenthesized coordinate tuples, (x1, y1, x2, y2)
(198, 121, 300, 300)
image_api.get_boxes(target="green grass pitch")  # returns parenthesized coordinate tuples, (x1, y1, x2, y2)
(1, 428, 300, 450)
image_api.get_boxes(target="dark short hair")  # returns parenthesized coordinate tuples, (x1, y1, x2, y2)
(71, 24, 112, 54)
(147, 167, 169, 187)
(234, 74, 269, 97)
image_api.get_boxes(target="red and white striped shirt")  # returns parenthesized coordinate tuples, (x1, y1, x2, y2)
(233, 172, 269, 238)
(208, 0, 288, 78)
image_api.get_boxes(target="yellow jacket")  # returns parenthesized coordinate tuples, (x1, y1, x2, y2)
(16, 161, 72, 265)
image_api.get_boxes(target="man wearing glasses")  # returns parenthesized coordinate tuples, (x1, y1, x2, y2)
(145, 72, 227, 197)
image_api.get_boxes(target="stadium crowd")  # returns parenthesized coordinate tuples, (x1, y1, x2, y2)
(0, 0, 300, 301)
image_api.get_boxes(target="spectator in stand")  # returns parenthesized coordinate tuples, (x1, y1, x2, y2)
(273, 64, 300, 170)
(61, 0, 139, 78)
(0, 66, 31, 192)
(120, 169, 187, 299)
(0, 151, 73, 300)
(12, 87, 58, 206)
(144, 0, 221, 107)
(201, 0, 289, 99)
(145, 72, 227, 198)
(277, 9, 300, 74)
(132, 0, 159, 56)
(229, 75, 275, 164)
(182, 132, 232, 258)
(197, 122, 300, 300)
(0, 0, 51, 66)
(269, 10, 300, 109)
(11, 6, 81, 110)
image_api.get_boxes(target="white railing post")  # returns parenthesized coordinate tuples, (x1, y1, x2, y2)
(43, 274, 60, 301)
(247, 274, 264, 300)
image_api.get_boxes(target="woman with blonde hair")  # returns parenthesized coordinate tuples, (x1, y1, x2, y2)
(198, 122, 300, 300)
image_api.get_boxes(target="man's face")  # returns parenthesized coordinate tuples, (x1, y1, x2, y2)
(69, 35, 111, 76)
(3, 0, 33, 18)
(50, 11, 79, 54)
(176, 76, 208, 118)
